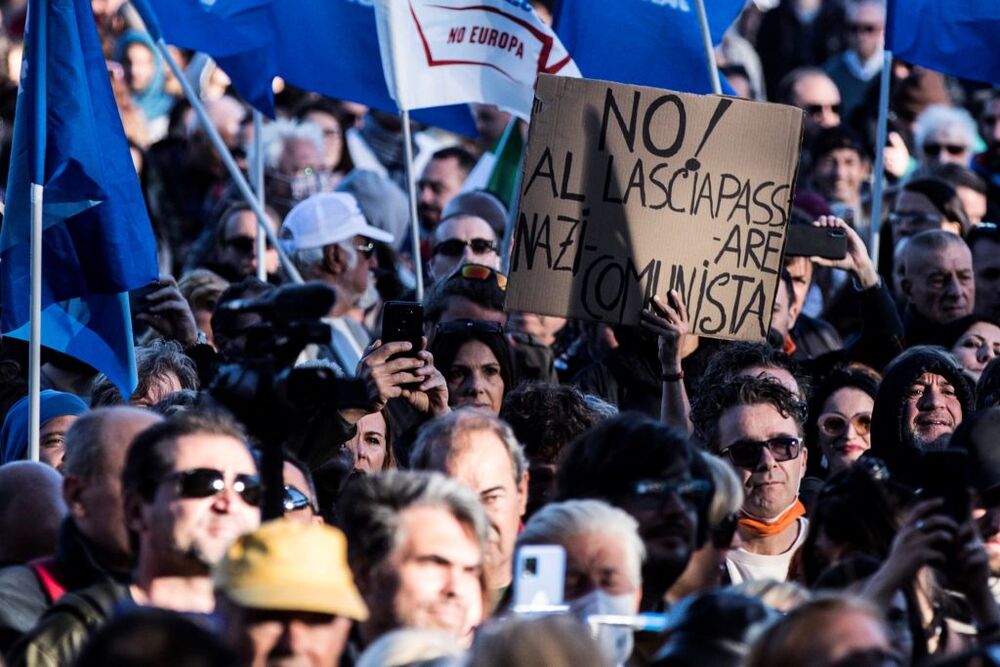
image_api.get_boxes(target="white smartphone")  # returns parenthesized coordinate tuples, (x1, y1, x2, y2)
(511, 544, 566, 611)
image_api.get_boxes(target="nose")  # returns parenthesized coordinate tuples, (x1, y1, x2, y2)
(464, 372, 488, 397)
(918, 386, 947, 410)
(979, 344, 996, 364)
(462, 244, 478, 263)
(753, 445, 778, 472)
(419, 184, 435, 205)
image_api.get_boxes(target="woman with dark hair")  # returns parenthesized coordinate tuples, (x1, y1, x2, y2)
(805, 367, 880, 478)
(932, 314, 1000, 382)
(429, 319, 514, 416)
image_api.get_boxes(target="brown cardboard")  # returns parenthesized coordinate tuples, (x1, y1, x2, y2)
(506, 74, 804, 342)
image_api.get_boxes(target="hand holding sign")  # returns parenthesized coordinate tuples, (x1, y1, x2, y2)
(506, 75, 804, 342)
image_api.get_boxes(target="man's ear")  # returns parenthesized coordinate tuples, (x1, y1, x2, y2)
(323, 243, 345, 276)
(62, 475, 87, 521)
(516, 470, 529, 518)
(123, 490, 147, 536)
(901, 276, 912, 299)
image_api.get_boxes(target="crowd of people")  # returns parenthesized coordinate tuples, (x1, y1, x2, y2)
(1, 0, 1000, 665)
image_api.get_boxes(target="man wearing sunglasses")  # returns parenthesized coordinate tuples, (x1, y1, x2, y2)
(780, 68, 842, 133)
(10, 411, 261, 665)
(212, 203, 281, 282)
(282, 192, 395, 375)
(702, 375, 809, 584)
(427, 214, 500, 284)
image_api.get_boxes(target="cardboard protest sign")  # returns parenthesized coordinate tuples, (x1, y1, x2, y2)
(506, 75, 804, 342)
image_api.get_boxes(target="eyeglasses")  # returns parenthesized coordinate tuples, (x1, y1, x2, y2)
(923, 142, 967, 157)
(888, 211, 944, 229)
(284, 485, 317, 513)
(164, 468, 262, 507)
(225, 235, 272, 256)
(432, 238, 498, 258)
(454, 263, 508, 290)
(630, 478, 711, 507)
(355, 241, 376, 258)
(435, 318, 505, 336)
(720, 437, 803, 469)
(818, 412, 872, 438)
(805, 103, 842, 117)
(849, 22, 881, 34)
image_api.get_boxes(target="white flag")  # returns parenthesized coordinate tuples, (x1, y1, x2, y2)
(374, 0, 580, 119)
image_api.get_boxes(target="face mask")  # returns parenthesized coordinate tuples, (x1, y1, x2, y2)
(569, 589, 636, 666)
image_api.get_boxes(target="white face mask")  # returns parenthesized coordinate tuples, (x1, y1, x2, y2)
(569, 589, 636, 666)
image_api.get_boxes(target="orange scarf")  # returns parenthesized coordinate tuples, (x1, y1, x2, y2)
(738, 499, 806, 538)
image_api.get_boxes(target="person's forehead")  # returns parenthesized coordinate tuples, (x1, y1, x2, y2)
(302, 110, 339, 131)
(854, 2, 884, 24)
(910, 371, 952, 387)
(358, 412, 387, 436)
(795, 75, 840, 103)
(894, 189, 939, 215)
(964, 321, 1000, 340)
(742, 365, 800, 395)
(453, 340, 500, 366)
(396, 505, 480, 558)
(717, 402, 799, 444)
(823, 147, 863, 164)
(909, 243, 971, 273)
(438, 216, 496, 243)
(929, 124, 969, 145)
(448, 430, 514, 485)
(561, 531, 630, 572)
(226, 210, 259, 237)
(423, 156, 463, 182)
(785, 256, 813, 279)
(281, 139, 322, 170)
(282, 461, 311, 492)
(171, 433, 255, 472)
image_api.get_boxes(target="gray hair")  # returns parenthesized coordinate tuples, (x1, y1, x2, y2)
(337, 470, 490, 577)
(701, 451, 745, 528)
(291, 240, 358, 279)
(411, 409, 528, 482)
(903, 228, 969, 273)
(254, 118, 325, 171)
(355, 629, 463, 667)
(90, 339, 199, 408)
(914, 105, 978, 158)
(517, 499, 646, 588)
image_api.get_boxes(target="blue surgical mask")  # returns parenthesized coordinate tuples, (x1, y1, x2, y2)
(569, 589, 637, 666)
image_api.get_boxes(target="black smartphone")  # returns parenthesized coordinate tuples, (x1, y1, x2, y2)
(381, 301, 423, 357)
(128, 280, 162, 317)
(785, 225, 848, 259)
(917, 449, 971, 525)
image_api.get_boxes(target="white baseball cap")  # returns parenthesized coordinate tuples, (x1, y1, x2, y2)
(280, 192, 395, 251)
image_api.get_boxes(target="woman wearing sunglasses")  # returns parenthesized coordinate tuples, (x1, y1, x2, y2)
(429, 319, 514, 416)
(805, 367, 879, 478)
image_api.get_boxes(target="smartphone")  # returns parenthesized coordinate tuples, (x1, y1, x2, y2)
(512, 544, 566, 611)
(128, 280, 162, 317)
(785, 225, 848, 259)
(381, 301, 423, 357)
(917, 449, 971, 525)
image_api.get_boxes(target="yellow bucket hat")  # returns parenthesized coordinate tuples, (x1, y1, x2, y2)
(214, 519, 369, 621)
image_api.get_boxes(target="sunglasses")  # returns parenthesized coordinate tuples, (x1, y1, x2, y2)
(455, 263, 508, 290)
(805, 103, 842, 117)
(923, 142, 967, 157)
(355, 241, 376, 259)
(721, 436, 802, 469)
(849, 22, 881, 34)
(164, 468, 262, 507)
(225, 235, 273, 255)
(630, 478, 711, 507)
(432, 238, 498, 258)
(435, 318, 505, 336)
(284, 485, 317, 513)
(888, 211, 944, 228)
(818, 412, 872, 438)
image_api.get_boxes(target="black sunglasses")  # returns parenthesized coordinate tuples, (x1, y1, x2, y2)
(284, 485, 317, 513)
(923, 142, 967, 157)
(849, 22, 881, 34)
(888, 211, 943, 228)
(805, 103, 842, 117)
(435, 318, 505, 336)
(225, 235, 272, 255)
(630, 478, 711, 507)
(164, 468, 262, 507)
(432, 238, 498, 258)
(721, 437, 802, 469)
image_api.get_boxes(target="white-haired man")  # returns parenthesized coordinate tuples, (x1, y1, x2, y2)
(257, 118, 329, 217)
(282, 192, 395, 374)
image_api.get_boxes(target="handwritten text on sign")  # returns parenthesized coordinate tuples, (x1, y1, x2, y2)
(505, 75, 803, 341)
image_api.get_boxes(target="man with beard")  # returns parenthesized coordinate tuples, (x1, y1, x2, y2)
(417, 147, 476, 233)
(410, 410, 529, 605)
(336, 471, 488, 649)
(699, 375, 809, 584)
(9, 411, 261, 666)
(869, 345, 974, 484)
(282, 192, 395, 375)
(556, 414, 713, 610)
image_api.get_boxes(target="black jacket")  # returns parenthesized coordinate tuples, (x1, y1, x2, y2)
(0, 519, 126, 654)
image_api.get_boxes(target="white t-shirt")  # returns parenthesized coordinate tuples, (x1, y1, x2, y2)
(725, 517, 809, 584)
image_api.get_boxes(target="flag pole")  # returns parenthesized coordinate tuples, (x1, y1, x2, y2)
(27, 0, 48, 462)
(129, 0, 301, 282)
(868, 49, 892, 263)
(694, 0, 722, 95)
(252, 109, 267, 282)
(401, 108, 424, 301)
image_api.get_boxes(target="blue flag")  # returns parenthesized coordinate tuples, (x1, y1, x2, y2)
(136, 0, 476, 135)
(0, 0, 159, 395)
(886, 0, 1000, 86)
(553, 0, 745, 94)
